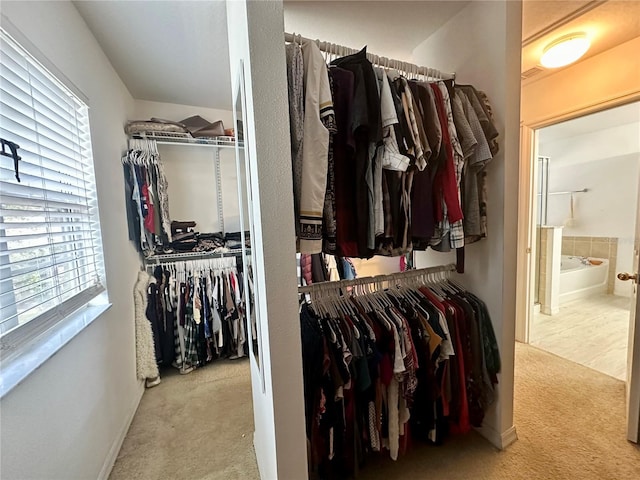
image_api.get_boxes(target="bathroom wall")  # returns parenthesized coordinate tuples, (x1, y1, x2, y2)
(539, 124, 640, 297)
(562, 236, 618, 294)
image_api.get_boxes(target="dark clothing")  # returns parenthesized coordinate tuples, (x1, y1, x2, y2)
(331, 67, 360, 258)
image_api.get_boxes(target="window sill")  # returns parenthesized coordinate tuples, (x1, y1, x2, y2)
(0, 292, 112, 399)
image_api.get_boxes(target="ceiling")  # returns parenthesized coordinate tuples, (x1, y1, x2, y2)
(73, 1, 640, 109)
(521, 0, 640, 82)
(74, 0, 231, 110)
(538, 101, 640, 144)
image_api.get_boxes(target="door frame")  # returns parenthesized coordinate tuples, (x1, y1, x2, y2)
(515, 92, 640, 441)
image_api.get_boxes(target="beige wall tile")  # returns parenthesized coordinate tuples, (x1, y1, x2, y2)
(575, 240, 591, 257)
(591, 242, 611, 259)
(562, 236, 575, 255)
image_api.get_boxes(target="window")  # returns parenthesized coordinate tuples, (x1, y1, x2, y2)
(0, 29, 105, 339)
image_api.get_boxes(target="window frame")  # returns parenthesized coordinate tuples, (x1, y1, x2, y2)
(0, 22, 111, 397)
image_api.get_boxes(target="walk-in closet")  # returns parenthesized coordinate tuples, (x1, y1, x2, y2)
(0, 1, 523, 479)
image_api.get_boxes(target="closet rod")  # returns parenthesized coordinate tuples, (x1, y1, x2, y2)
(548, 188, 588, 196)
(298, 263, 457, 294)
(284, 32, 455, 81)
(145, 249, 244, 265)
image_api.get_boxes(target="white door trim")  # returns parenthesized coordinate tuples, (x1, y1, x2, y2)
(515, 124, 535, 343)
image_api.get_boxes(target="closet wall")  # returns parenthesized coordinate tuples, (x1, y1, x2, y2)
(226, 1, 307, 479)
(411, 0, 522, 446)
(0, 2, 140, 478)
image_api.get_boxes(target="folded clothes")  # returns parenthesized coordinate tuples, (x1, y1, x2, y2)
(198, 232, 225, 242)
(171, 240, 198, 252)
(125, 119, 188, 136)
(224, 232, 243, 242)
(193, 240, 227, 253)
(172, 232, 196, 243)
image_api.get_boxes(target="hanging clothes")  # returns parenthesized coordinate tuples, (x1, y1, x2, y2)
(299, 271, 500, 478)
(285, 41, 500, 264)
(298, 40, 336, 254)
(133, 270, 160, 385)
(145, 256, 247, 373)
(122, 139, 172, 253)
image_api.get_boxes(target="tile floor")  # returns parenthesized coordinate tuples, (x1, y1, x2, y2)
(530, 294, 631, 381)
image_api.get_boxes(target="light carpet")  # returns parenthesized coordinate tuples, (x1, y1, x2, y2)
(110, 343, 640, 480)
(109, 359, 258, 480)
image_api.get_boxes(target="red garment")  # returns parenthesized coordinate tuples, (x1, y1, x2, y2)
(300, 254, 313, 285)
(141, 183, 156, 233)
(430, 84, 463, 223)
(444, 300, 471, 434)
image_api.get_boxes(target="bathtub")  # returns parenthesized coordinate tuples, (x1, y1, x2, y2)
(559, 255, 609, 304)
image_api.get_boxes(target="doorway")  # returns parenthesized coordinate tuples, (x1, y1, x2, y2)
(526, 102, 640, 381)
(529, 102, 640, 381)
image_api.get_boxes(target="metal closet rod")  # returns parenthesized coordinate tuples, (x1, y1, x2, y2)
(284, 32, 455, 81)
(298, 263, 457, 294)
(547, 188, 589, 196)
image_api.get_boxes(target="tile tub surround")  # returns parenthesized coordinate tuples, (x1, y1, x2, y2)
(561, 236, 618, 294)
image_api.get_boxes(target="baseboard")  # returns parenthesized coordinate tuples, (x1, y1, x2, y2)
(475, 424, 518, 450)
(98, 381, 145, 480)
(501, 425, 518, 448)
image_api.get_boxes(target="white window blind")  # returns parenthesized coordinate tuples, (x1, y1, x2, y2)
(0, 29, 105, 338)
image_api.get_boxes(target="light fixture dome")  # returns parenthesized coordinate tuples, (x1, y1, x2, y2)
(540, 33, 590, 68)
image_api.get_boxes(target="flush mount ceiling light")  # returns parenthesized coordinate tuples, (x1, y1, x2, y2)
(540, 33, 591, 68)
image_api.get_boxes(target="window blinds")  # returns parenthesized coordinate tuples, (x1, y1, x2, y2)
(0, 29, 105, 337)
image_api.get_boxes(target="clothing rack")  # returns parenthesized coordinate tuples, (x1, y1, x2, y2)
(284, 32, 455, 81)
(298, 263, 456, 294)
(145, 254, 237, 277)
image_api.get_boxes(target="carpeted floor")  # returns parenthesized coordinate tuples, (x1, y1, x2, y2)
(109, 359, 259, 480)
(110, 343, 640, 480)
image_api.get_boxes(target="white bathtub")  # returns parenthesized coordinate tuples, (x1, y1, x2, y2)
(559, 255, 609, 304)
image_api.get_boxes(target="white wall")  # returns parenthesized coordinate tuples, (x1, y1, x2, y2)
(0, 2, 140, 479)
(411, 0, 522, 448)
(133, 100, 240, 233)
(540, 124, 640, 296)
(227, 1, 307, 479)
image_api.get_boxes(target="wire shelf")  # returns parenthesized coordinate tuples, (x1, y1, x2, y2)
(144, 248, 247, 264)
(130, 131, 243, 148)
